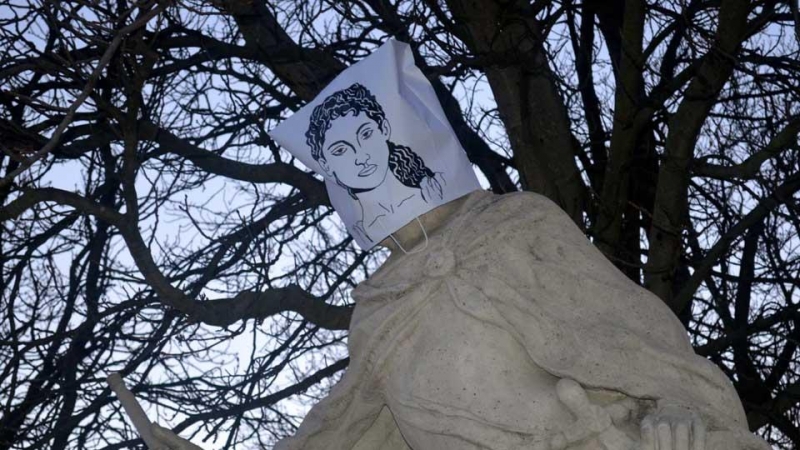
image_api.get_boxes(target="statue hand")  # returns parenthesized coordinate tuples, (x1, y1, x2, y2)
(640, 404, 706, 450)
(150, 423, 205, 450)
(550, 378, 637, 450)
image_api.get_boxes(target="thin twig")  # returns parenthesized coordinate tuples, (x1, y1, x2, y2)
(793, 0, 800, 44)
(0, 2, 167, 189)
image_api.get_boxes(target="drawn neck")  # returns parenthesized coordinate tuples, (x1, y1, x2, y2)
(377, 191, 474, 254)
(356, 172, 417, 226)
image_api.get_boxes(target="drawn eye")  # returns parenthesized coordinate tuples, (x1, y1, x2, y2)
(331, 146, 347, 156)
(360, 129, 373, 140)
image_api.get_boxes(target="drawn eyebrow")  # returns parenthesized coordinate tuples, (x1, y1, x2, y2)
(326, 140, 352, 152)
(356, 122, 373, 135)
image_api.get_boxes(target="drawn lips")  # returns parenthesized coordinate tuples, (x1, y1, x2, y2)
(358, 164, 378, 177)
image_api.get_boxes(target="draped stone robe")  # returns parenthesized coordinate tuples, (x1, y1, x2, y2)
(275, 190, 768, 450)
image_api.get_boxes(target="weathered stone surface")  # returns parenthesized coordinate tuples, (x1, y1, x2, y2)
(274, 190, 769, 450)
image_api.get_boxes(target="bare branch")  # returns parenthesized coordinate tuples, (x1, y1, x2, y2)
(0, 1, 167, 189)
(675, 172, 800, 313)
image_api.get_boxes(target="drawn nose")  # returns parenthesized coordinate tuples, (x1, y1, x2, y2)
(355, 152, 369, 166)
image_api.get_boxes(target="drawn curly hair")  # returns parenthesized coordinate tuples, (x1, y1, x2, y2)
(306, 83, 385, 161)
(305, 83, 435, 195)
(387, 141, 434, 188)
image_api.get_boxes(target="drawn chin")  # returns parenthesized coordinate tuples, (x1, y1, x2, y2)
(334, 165, 387, 191)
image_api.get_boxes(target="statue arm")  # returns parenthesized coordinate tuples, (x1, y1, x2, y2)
(123, 379, 381, 450)
(273, 373, 385, 450)
(149, 424, 204, 450)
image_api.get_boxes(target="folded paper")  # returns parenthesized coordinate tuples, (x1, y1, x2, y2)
(268, 39, 481, 249)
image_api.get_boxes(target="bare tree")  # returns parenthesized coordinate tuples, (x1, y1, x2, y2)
(0, 0, 798, 448)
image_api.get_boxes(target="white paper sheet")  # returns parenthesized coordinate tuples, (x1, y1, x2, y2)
(269, 39, 481, 249)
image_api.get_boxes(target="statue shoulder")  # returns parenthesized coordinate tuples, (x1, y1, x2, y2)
(467, 191, 572, 230)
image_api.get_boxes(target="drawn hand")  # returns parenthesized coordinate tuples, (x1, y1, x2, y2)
(420, 173, 444, 202)
(639, 404, 706, 450)
(150, 423, 205, 450)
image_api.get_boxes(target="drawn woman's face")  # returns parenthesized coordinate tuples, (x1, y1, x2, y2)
(319, 113, 391, 190)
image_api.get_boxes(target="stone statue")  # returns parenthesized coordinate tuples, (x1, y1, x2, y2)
(146, 190, 770, 450)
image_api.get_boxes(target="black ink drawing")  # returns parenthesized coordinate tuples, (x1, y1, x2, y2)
(306, 83, 445, 243)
